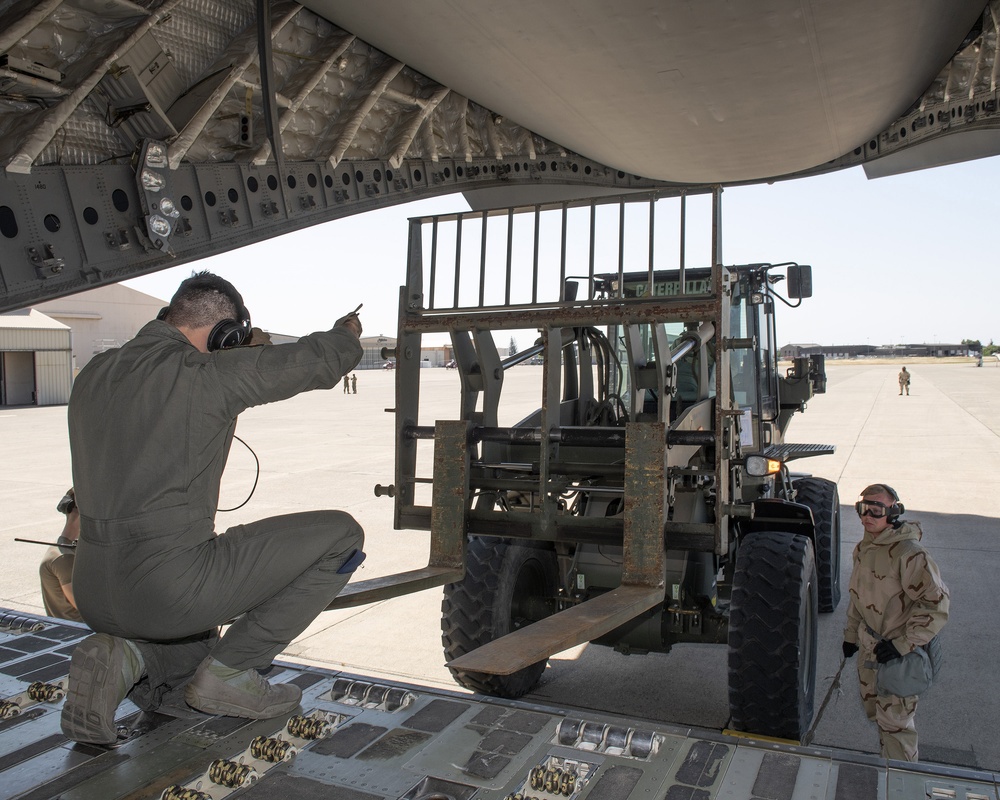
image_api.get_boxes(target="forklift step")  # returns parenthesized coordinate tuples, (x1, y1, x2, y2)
(763, 442, 835, 461)
(325, 566, 464, 610)
(447, 583, 665, 676)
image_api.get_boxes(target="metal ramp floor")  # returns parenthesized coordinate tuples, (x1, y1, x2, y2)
(0, 610, 996, 800)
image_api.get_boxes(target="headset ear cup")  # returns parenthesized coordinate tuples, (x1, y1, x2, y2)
(879, 484, 902, 523)
(207, 319, 247, 351)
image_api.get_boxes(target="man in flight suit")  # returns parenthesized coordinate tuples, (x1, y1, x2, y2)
(62, 271, 365, 745)
(842, 484, 949, 761)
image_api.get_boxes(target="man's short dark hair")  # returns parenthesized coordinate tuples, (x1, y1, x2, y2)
(163, 271, 243, 329)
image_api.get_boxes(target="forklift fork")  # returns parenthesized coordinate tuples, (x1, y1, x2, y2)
(447, 422, 666, 676)
(325, 421, 470, 610)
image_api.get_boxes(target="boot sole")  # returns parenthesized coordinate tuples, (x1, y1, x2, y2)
(60, 634, 125, 745)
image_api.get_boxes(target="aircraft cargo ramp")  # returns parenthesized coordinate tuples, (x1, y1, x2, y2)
(0, 611, 995, 800)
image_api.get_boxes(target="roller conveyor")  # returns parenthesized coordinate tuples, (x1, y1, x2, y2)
(0, 611, 995, 800)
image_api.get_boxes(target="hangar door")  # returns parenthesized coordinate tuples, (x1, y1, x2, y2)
(1, 351, 35, 405)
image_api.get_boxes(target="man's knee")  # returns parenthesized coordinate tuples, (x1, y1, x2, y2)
(300, 510, 363, 562)
(322, 510, 364, 549)
(319, 512, 364, 576)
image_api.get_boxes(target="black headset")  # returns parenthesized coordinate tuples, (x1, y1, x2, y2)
(856, 483, 904, 524)
(206, 301, 252, 352)
(157, 276, 252, 352)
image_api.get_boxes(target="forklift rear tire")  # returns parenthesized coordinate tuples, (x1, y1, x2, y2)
(442, 537, 559, 698)
(793, 476, 842, 612)
(727, 531, 818, 741)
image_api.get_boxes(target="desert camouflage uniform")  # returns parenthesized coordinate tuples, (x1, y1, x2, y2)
(40, 548, 81, 622)
(844, 521, 949, 761)
(898, 369, 910, 395)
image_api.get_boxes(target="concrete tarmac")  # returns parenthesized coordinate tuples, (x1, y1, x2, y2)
(1, 361, 997, 770)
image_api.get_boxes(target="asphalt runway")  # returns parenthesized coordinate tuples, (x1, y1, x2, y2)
(1, 360, 997, 770)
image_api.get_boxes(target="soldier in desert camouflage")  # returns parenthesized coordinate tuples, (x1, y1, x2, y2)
(842, 484, 949, 761)
(898, 366, 911, 395)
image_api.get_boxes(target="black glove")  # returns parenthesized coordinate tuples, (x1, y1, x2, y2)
(842, 641, 859, 659)
(874, 638, 903, 664)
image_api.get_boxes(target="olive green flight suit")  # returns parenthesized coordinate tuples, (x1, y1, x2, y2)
(843, 521, 949, 761)
(68, 320, 364, 709)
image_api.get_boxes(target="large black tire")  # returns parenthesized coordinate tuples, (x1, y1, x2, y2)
(442, 537, 559, 697)
(728, 531, 818, 741)
(794, 477, 842, 613)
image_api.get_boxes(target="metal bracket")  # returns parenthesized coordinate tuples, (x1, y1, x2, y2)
(104, 229, 131, 250)
(27, 244, 64, 278)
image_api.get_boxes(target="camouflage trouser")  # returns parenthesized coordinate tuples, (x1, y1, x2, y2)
(858, 637, 919, 761)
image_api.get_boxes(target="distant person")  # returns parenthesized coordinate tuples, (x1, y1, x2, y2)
(39, 488, 82, 622)
(351, 373, 357, 394)
(343, 374, 350, 394)
(898, 366, 910, 396)
(842, 484, 949, 761)
(62, 271, 366, 746)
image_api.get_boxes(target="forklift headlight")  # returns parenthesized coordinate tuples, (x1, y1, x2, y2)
(745, 455, 782, 477)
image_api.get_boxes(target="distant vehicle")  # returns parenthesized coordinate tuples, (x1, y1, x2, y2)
(382, 360, 396, 369)
(445, 360, 457, 369)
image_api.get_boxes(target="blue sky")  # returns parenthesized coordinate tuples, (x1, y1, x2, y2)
(125, 156, 998, 349)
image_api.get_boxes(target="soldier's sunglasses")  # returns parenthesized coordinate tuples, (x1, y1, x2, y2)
(855, 500, 889, 518)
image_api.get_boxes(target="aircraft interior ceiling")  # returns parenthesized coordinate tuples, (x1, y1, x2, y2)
(0, 0, 998, 311)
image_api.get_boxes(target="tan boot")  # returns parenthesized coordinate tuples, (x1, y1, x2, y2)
(61, 633, 144, 745)
(184, 657, 301, 718)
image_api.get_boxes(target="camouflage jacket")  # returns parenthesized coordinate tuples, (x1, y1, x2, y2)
(898, 370, 910, 385)
(844, 521, 949, 655)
